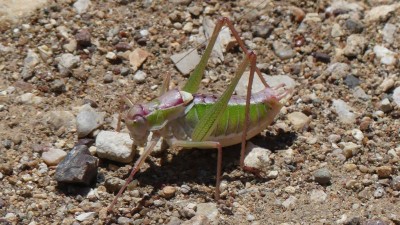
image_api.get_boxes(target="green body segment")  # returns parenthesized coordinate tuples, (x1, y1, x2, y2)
(186, 102, 267, 136)
(165, 90, 283, 147)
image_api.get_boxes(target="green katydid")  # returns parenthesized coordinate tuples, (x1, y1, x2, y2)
(108, 17, 290, 211)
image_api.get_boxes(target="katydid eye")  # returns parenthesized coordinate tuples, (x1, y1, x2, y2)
(133, 115, 146, 124)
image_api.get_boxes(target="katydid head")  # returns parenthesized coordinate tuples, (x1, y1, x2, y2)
(124, 89, 193, 146)
(125, 105, 150, 146)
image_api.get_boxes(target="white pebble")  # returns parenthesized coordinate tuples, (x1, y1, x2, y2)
(351, 129, 364, 141)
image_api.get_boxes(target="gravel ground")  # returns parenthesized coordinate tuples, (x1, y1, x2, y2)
(0, 0, 399, 224)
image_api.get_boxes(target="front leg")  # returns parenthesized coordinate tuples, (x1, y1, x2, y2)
(171, 140, 222, 200)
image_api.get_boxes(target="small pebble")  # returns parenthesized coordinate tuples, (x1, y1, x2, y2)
(373, 187, 385, 198)
(244, 142, 272, 172)
(140, 29, 149, 37)
(96, 131, 134, 163)
(382, 23, 396, 44)
(392, 176, 400, 191)
(117, 217, 133, 224)
(162, 186, 176, 199)
(272, 41, 296, 60)
(180, 184, 191, 194)
(129, 48, 150, 72)
(287, 112, 310, 130)
(196, 203, 219, 223)
(42, 148, 67, 166)
(153, 200, 164, 207)
(373, 45, 397, 65)
(75, 212, 96, 222)
(344, 19, 364, 34)
(380, 98, 392, 113)
(246, 214, 255, 221)
(282, 196, 297, 209)
(76, 104, 105, 138)
(105, 52, 117, 61)
(376, 166, 392, 179)
(328, 134, 341, 143)
(344, 75, 360, 89)
(75, 29, 91, 47)
(133, 70, 147, 84)
(267, 170, 279, 179)
(351, 129, 364, 141)
(341, 142, 361, 159)
(313, 168, 331, 185)
(310, 189, 327, 202)
(103, 73, 113, 83)
(394, 87, 400, 106)
(343, 34, 367, 57)
(332, 99, 357, 124)
(181, 215, 209, 225)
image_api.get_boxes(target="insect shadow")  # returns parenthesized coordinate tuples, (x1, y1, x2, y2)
(127, 129, 297, 196)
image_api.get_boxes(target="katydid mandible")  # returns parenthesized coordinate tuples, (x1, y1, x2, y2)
(108, 17, 290, 211)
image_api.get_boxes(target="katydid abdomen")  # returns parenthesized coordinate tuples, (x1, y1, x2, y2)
(163, 87, 285, 147)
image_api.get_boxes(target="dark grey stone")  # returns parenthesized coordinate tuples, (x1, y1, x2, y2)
(345, 19, 364, 34)
(55, 145, 98, 185)
(344, 75, 360, 89)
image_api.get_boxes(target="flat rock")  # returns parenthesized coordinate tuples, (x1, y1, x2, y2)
(75, 212, 96, 222)
(244, 142, 272, 172)
(22, 49, 40, 80)
(57, 53, 80, 76)
(310, 189, 327, 202)
(364, 3, 400, 23)
(95, 131, 134, 163)
(54, 145, 98, 185)
(181, 215, 210, 225)
(16, 93, 42, 105)
(382, 23, 396, 44)
(273, 41, 296, 60)
(393, 86, 400, 107)
(0, 0, 47, 24)
(340, 142, 361, 159)
(202, 17, 231, 62)
(343, 34, 367, 57)
(325, 1, 364, 15)
(326, 62, 350, 80)
(352, 87, 370, 100)
(42, 148, 67, 166)
(373, 45, 397, 65)
(73, 0, 91, 14)
(351, 129, 364, 141)
(76, 104, 105, 138)
(170, 48, 201, 76)
(236, 72, 296, 96)
(129, 48, 150, 72)
(332, 99, 357, 124)
(282, 196, 297, 209)
(43, 111, 76, 132)
(287, 112, 310, 130)
(196, 203, 218, 224)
